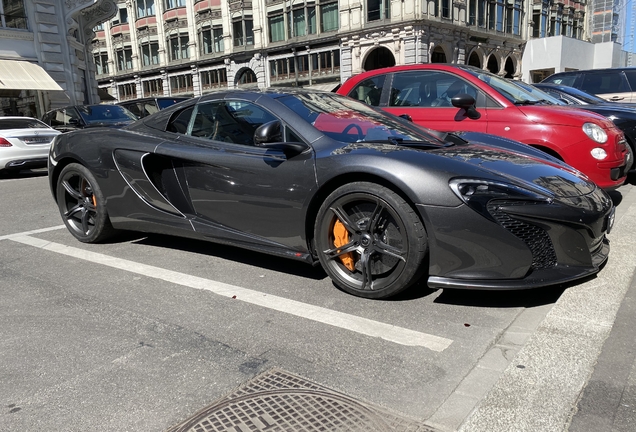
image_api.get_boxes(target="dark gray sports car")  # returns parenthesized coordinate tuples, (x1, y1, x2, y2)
(48, 89, 614, 299)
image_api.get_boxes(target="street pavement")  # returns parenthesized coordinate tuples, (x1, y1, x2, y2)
(1, 170, 635, 431)
(455, 177, 636, 432)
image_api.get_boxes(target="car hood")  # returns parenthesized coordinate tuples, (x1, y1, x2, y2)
(580, 104, 636, 118)
(422, 141, 600, 199)
(517, 105, 612, 127)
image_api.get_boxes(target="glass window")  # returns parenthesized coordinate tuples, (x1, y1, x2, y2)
(201, 68, 228, 90)
(320, 2, 338, 32)
(213, 28, 224, 52)
(1, 0, 28, 29)
(581, 72, 630, 94)
(293, 9, 306, 37)
(116, 48, 133, 71)
(189, 101, 277, 145)
(167, 106, 195, 134)
(308, 6, 316, 34)
(94, 53, 109, 75)
(348, 75, 386, 106)
(367, 0, 390, 22)
(269, 14, 285, 42)
(233, 19, 254, 46)
(200, 28, 213, 55)
(389, 71, 479, 108)
(136, 0, 155, 18)
(165, 0, 186, 9)
(169, 34, 189, 60)
(141, 43, 159, 66)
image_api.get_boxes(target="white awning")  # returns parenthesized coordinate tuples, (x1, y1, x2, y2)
(0, 59, 63, 91)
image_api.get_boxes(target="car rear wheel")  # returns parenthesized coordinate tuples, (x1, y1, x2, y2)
(56, 163, 115, 243)
(315, 182, 427, 299)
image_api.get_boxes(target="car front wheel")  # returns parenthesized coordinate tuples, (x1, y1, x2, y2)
(315, 182, 428, 299)
(56, 163, 115, 243)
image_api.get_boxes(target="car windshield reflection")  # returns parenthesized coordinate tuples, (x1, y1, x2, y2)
(278, 93, 448, 145)
(77, 105, 138, 124)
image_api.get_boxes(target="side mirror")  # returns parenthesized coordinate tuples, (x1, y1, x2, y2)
(254, 120, 283, 144)
(451, 94, 481, 120)
(254, 120, 309, 156)
(399, 114, 413, 122)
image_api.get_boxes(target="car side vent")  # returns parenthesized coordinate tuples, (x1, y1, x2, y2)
(487, 201, 557, 270)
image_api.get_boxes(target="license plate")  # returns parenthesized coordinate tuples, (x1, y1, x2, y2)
(22, 137, 51, 144)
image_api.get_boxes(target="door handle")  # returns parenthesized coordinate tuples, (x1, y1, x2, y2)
(609, 96, 625, 101)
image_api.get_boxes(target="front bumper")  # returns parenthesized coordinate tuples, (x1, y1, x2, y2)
(417, 191, 613, 290)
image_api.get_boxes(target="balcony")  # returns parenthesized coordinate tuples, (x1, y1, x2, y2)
(136, 16, 157, 30)
(111, 23, 130, 36)
(163, 6, 187, 22)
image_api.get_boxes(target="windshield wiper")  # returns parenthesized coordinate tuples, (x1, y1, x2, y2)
(514, 99, 543, 105)
(363, 139, 452, 148)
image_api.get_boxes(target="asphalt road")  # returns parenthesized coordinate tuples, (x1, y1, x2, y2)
(0, 169, 634, 431)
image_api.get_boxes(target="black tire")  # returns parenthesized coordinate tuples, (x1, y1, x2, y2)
(56, 163, 115, 243)
(314, 182, 427, 299)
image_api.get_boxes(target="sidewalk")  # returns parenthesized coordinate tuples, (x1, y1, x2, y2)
(449, 182, 636, 432)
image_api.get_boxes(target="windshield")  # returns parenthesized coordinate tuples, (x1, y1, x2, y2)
(278, 92, 448, 145)
(510, 81, 566, 105)
(77, 105, 138, 124)
(466, 69, 547, 105)
(0, 118, 51, 130)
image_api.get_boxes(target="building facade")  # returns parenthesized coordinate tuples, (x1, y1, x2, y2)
(96, 0, 594, 101)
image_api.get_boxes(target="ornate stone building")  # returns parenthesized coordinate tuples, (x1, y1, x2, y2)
(87, 1, 594, 101)
(0, 0, 119, 116)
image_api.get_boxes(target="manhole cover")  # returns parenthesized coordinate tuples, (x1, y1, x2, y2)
(167, 368, 435, 432)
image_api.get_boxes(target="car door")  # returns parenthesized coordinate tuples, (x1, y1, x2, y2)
(380, 71, 489, 133)
(155, 98, 317, 252)
(580, 70, 634, 103)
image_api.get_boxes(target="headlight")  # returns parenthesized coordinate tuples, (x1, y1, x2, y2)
(582, 123, 608, 143)
(590, 147, 608, 160)
(450, 178, 551, 221)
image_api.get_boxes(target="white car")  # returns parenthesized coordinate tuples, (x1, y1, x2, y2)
(0, 117, 61, 173)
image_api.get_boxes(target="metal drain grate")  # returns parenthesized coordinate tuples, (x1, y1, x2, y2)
(167, 368, 435, 432)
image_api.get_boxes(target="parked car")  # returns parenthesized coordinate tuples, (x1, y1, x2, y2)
(0, 117, 61, 173)
(336, 64, 630, 190)
(48, 89, 614, 299)
(41, 104, 138, 133)
(540, 67, 636, 103)
(117, 97, 189, 118)
(521, 82, 636, 173)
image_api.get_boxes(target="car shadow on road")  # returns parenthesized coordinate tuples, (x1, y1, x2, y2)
(0, 168, 47, 179)
(130, 233, 329, 281)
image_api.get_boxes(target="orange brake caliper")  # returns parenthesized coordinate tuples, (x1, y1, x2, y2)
(333, 219, 356, 271)
(91, 195, 97, 207)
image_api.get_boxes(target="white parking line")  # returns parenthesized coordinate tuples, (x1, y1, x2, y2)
(0, 225, 65, 241)
(9, 234, 453, 352)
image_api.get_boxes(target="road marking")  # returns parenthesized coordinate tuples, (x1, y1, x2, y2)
(9, 234, 453, 351)
(0, 225, 65, 241)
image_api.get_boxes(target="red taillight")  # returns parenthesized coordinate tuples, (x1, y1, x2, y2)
(0, 137, 12, 147)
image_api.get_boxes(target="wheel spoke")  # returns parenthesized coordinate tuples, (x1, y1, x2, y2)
(330, 205, 357, 233)
(62, 179, 83, 200)
(359, 249, 374, 290)
(369, 199, 386, 232)
(323, 241, 358, 260)
(64, 204, 83, 218)
(80, 208, 92, 234)
(375, 240, 407, 262)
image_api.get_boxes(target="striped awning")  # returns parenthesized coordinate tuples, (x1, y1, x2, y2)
(0, 59, 63, 91)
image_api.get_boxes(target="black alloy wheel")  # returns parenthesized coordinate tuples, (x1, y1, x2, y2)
(315, 182, 428, 299)
(56, 163, 115, 243)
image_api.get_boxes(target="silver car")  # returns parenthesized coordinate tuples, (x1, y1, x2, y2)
(0, 117, 61, 173)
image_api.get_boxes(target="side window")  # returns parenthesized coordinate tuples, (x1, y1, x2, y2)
(122, 103, 142, 118)
(390, 71, 480, 108)
(348, 75, 385, 106)
(623, 70, 636, 91)
(581, 71, 629, 94)
(544, 73, 578, 87)
(64, 108, 83, 126)
(187, 100, 277, 146)
(167, 106, 195, 134)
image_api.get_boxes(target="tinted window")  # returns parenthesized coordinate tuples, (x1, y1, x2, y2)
(77, 105, 137, 124)
(157, 98, 188, 109)
(389, 71, 479, 108)
(0, 118, 51, 129)
(543, 73, 579, 87)
(624, 70, 636, 90)
(186, 101, 277, 146)
(348, 75, 385, 106)
(167, 106, 195, 134)
(580, 71, 629, 94)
